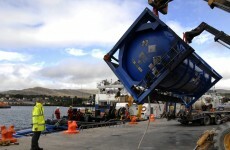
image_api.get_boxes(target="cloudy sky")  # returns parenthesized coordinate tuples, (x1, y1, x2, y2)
(0, 0, 229, 91)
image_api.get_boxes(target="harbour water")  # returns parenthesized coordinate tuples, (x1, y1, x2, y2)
(0, 106, 83, 130)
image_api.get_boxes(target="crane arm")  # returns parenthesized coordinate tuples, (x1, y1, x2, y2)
(148, 0, 230, 15)
(184, 22, 230, 47)
(148, 0, 172, 16)
(204, 0, 230, 13)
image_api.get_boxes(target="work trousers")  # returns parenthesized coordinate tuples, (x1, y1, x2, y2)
(31, 131, 41, 149)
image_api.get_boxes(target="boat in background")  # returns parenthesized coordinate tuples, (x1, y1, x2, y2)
(95, 79, 165, 119)
(0, 102, 11, 108)
(95, 79, 128, 112)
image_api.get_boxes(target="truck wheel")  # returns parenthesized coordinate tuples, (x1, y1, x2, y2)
(214, 122, 230, 150)
(203, 115, 211, 125)
(214, 115, 221, 125)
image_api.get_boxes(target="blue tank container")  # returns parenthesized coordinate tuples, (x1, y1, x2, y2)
(104, 8, 222, 108)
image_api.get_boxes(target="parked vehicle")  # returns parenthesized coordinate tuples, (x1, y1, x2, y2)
(216, 102, 230, 111)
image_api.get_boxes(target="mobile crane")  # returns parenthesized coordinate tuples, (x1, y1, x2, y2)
(148, 0, 230, 16)
(104, 0, 229, 149)
(149, 1, 230, 150)
(151, 1, 230, 149)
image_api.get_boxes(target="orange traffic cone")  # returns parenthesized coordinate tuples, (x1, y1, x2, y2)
(149, 114, 155, 122)
(7, 125, 17, 143)
(1, 126, 9, 142)
(129, 116, 138, 125)
(0, 126, 10, 146)
(64, 121, 79, 134)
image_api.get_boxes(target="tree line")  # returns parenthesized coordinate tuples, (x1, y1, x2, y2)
(0, 94, 95, 107)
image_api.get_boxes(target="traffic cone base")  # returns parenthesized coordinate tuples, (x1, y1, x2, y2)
(129, 116, 138, 125)
(64, 130, 79, 134)
(150, 114, 155, 122)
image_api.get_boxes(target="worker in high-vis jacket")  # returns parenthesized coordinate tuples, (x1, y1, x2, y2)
(31, 99, 45, 150)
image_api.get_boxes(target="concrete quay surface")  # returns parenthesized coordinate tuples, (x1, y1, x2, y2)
(0, 119, 217, 150)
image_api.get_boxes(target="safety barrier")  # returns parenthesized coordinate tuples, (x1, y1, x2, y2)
(0, 125, 18, 146)
(79, 120, 125, 131)
(129, 116, 138, 125)
(64, 121, 79, 134)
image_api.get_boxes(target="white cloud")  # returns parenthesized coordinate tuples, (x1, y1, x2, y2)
(204, 56, 230, 80)
(193, 32, 213, 45)
(65, 48, 87, 56)
(215, 79, 230, 90)
(0, 62, 43, 91)
(167, 21, 213, 45)
(196, 47, 230, 90)
(0, 59, 116, 90)
(0, 50, 30, 62)
(91, 49, 106, 59)
(167, 21, 191, 39)
(65, 48, 107, 59)
(0, 0, 143, 48)
(0, 1, 229, 91)
(37, 58, 117, 89)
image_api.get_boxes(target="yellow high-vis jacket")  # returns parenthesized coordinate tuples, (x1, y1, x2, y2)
(32, 102, 45, 131)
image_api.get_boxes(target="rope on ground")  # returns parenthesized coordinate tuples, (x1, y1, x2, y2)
(137, 96, 151, 149)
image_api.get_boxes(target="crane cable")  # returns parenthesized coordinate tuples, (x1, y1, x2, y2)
(137, 96, 151, 149)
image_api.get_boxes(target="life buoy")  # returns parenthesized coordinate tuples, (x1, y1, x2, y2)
(142, 106, 147, 112)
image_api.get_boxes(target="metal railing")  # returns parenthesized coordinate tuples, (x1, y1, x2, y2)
(79, 120, 125, 131)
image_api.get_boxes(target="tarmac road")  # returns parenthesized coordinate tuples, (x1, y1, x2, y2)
(0, 119, 217, 150)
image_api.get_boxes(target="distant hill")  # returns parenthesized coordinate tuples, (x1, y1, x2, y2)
(0, 87, 98, 98)
(1, 87, 229, 98)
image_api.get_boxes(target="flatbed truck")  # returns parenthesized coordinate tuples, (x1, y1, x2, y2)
(178, 109, 230, 125)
